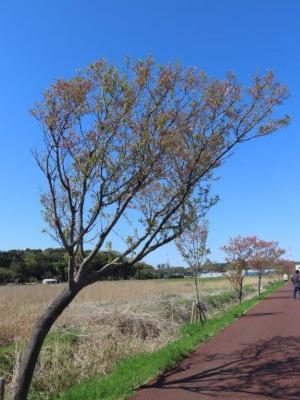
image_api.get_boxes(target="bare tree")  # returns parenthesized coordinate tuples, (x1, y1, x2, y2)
(176, 218, 210, 323)
(221, 236, 256, 303)
(14, 57, 289, 399)
(250, 239, 285, 294)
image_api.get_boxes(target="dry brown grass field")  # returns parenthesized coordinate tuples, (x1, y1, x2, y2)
(0, 277, 270, 345)
(0, 276, 273, 345)
(0, 276, 275, 399)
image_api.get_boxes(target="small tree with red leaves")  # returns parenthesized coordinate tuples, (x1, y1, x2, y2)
(221, 236, 256, 303)
(273, 259, 295, 280)
(250, 239, 285, 294)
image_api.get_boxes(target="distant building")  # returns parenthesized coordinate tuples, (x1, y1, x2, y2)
(42, 278, 58, 284)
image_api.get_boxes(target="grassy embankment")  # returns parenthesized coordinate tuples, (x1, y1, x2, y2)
(56, 280, 285, 400)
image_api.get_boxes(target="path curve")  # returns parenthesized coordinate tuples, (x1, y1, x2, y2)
(132, 284, 300, 400)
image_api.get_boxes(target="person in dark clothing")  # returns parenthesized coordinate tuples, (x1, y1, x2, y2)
(291, 270, 300, 299)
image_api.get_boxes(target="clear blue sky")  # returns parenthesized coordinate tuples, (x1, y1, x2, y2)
(0, 0, 299, 266)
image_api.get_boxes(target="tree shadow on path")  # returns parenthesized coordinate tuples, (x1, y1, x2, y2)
(241, 312, 283, 318)
(143, 336, 300, 399)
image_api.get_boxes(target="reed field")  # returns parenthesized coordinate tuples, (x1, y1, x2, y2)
(0, 276, 271, 345)
(0, 276, 275, 399)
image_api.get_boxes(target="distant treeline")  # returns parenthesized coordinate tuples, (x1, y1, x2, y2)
(0, 248, 227, 284)
(0, 248, 150, 283)
(0, 248, 68, 283)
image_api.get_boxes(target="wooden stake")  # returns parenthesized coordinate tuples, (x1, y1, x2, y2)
(0, 378, 5, 400)
(191, 301, 195, 323)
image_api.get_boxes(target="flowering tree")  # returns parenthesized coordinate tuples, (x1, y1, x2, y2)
(250, 239, 285, 294)
(14, 58, 289, 399)
(221, 236, 256, 303)
(176, 219, 210, 323)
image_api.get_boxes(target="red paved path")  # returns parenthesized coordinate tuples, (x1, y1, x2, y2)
(132, 284, 300, 400)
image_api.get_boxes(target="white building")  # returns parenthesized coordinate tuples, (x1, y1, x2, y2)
(42, 278, 58, 284)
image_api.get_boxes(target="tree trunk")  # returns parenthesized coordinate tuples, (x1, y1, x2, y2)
(258, 274, 261, 295)
(239, 278, 243, 304)
(13, 285, 81, 400)
(193, 270, 205, 324)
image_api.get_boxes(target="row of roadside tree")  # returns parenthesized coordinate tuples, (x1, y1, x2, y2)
(176, 217, 294, 322)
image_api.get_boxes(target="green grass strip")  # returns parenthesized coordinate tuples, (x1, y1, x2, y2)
(56, 281, 285, 400)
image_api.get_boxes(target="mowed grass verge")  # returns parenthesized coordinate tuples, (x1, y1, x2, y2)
(56, 281, 285, 400)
